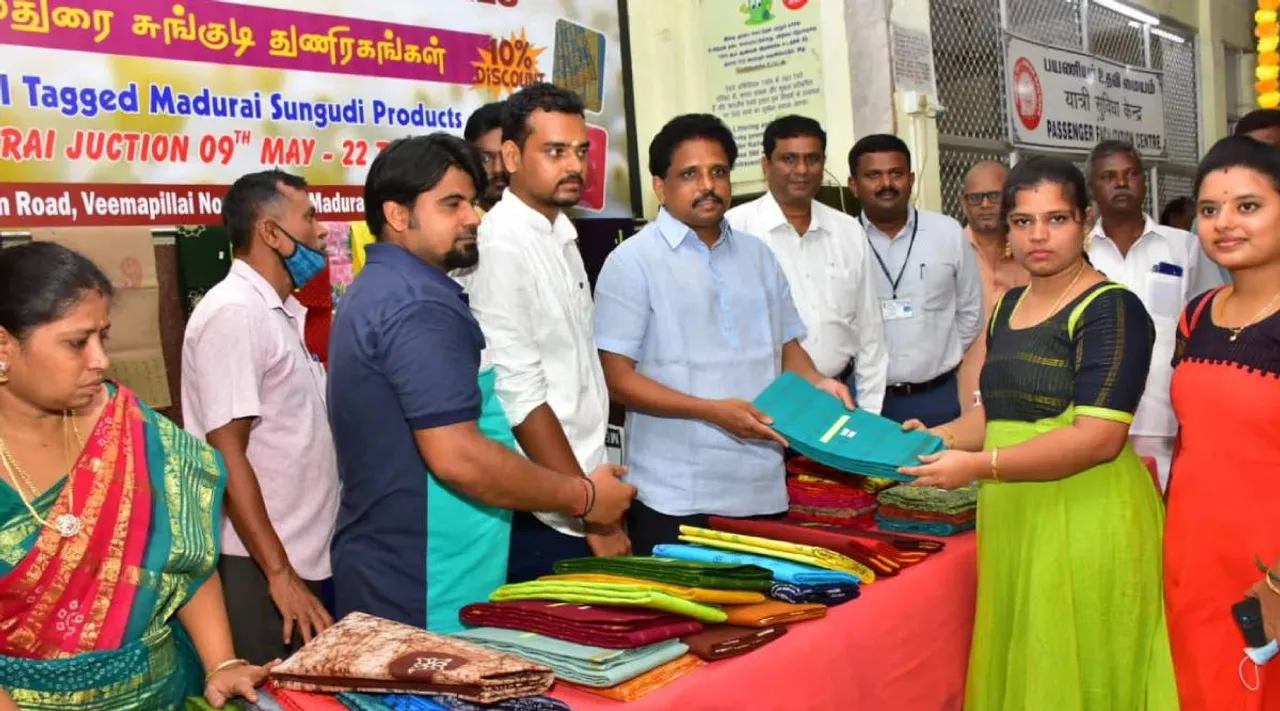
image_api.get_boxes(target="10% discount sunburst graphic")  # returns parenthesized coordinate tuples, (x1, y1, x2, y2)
(472, 29, 547, 97)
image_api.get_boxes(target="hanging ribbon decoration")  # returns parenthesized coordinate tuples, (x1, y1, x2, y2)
(1257, 0, 1280, 108)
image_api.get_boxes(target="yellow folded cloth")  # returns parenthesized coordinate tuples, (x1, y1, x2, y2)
(350, 221, 376, 275)
(678, 525, 876, 584)
(538, 573, 765, 605)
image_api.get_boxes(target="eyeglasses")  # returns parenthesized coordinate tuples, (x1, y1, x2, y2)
(963, 191, 1002, 206)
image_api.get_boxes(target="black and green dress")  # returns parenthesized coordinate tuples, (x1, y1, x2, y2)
(966, 281, 1178, 710)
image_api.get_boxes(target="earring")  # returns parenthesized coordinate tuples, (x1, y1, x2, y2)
(1083, 233, 1094, 252)
(1003, 242, 1013, 259)
(0, 361, 8, 385)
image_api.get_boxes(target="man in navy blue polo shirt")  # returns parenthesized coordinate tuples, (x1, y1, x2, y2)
(327, 133, 635, 631)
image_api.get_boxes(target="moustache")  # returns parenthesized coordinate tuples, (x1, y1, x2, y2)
(876, 189, 899, 199)
(693, 192, 724, 207)
(557, 174, 584, 188)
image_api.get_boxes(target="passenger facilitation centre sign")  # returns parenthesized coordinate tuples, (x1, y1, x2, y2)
(1004, 33, 1166, 157)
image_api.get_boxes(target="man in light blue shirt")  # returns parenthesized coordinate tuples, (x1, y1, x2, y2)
(594, 113, 853, 555)
(847, 134, 983, 427)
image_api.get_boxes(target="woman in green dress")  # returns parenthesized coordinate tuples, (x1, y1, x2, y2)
(900, 156, 1178, 710)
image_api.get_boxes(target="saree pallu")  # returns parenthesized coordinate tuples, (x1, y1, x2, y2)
(0, 384, 226, 709)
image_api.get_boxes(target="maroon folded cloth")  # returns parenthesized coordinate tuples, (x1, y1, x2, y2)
(681, 625, 787, 661)
(459, 601, 704, 649)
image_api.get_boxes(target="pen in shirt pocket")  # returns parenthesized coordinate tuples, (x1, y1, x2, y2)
(1153, 261, 1184, 277)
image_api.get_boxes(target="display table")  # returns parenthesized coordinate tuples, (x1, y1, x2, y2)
(550, 532, 978, 711)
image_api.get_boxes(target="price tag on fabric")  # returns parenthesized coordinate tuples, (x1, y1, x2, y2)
(880, 298, 915, 322)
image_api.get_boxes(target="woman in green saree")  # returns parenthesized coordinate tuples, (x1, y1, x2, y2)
(0, 242, 271, 709)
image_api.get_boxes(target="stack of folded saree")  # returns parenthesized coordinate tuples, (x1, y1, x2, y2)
(551, 555, 775, 591)
(708, 515, 945, 577)
(768, 581, 859, 605)
(459, 600, 704, 648)
(488, 580, 728, 623)
(537, 573, 766, 605)
(786, 473, 880, 528)
(754, 374, 945, 479)
(556, 653, 705, 702)
(652, 544, 860, 587)
(875, 484, 978, 536)
(677, 524, 875, 583)
(222, 685, 572, 710)
(268, 613, 554, 704)
(454, 627, 688, 688)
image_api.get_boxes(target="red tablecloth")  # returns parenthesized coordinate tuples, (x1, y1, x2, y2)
(549, 532, 978, 711)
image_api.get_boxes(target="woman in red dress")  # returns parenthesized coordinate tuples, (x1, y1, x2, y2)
(1166, 135, 1280, 710)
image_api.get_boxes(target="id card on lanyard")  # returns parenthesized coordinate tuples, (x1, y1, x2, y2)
(863, 210, 919, 322)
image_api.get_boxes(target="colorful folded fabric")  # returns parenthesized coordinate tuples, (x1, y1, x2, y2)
(681, 624, 787, 661)
(459, 600, 703, 649)
(558, 654, 704, 702)
(273, 688, 350, 711)
(787, 456, 896, 493)
(676, 525, 876, 583)
(653, 544, 862, 586)
(707, 516, 906, 577)
(877, 483, 978, 515)
(538, 573, 765, 604)
(552, 556, 774, 591)
(754, 373, 944, 479)
(877, 504, 976, 525)
(455, 627, 688, 688)
(768, 581, 860, 606)
(875, 517, 976, 536)
(374, 694, 570, 711)
(269, 612, 554, 703)
(839, 526, 946, 552)
(721, 600, 827, 627)
(490, 581, 727, 623)
(337, 693, 395, 711)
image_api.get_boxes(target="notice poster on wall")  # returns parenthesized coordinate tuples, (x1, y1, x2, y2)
(0, 0, 633, 227)
(701, 0, 825, 183)
(1004, 33, 1166, 157)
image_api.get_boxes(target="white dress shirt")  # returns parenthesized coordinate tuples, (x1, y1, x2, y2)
(726, 192, 888, 413)
(1088, 215, 1223, 439)
(862, 208, 984, 386)
(465, 191, 609, 537)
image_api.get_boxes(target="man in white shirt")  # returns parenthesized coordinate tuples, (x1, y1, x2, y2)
(182, 170, 339, 663)
(1086, 139, 1222, 486)
(726, 115, 887, 412)
(847, 134, 983, 426)
(465, 83, 623, 581)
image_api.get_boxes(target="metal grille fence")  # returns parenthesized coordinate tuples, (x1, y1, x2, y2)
(931, 0, 1202, 224)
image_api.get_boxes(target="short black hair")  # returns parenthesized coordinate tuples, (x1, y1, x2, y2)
(0, 242, 114, 341)
(847, 134, 911, 176)
(1234, 109, 1280, 137)
(363, 133, 486, 239)
(1159, 196, 1195, 225)
(222, 170, 308, 253)
(501, 83, 585, 148)
(1001, 155, 1090, 224)
(464, 101, 505, 143)
(1088, 139, 1143, 172)
(648, 113, 738, 178)
(1195, 134, 1280, 197)
(762, 115, 827, 158)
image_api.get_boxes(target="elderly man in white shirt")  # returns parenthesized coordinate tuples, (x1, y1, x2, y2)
(726, 115, 887, 412)
(465, 83, 622, 580)
(1086, 139, 1223, 487)
(847, 134, 983, 427)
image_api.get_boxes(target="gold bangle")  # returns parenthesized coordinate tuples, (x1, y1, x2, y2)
(936, 425, 957, 449)
(206, 658, 249, 681)
(989, 447, 1000, 483)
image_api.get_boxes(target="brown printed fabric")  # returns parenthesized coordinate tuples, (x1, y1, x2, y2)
(681, 625, 788, 661)
(270, 612, 554, 703)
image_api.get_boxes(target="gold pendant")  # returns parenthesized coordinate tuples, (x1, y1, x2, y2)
(53, 513, 81, 538)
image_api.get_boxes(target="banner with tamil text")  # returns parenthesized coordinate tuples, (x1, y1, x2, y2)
(0, 0, 630, 227)
(1004, 33, 1165, 157)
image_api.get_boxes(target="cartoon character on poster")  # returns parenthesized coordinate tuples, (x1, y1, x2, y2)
(741, 0, 775, 24)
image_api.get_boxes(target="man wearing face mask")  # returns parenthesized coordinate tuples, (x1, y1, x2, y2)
(181, 170, 339, 664)
(466, 83, 623, 580)
(1085, 140, 1221, 486)
(847, 134, 982, 426)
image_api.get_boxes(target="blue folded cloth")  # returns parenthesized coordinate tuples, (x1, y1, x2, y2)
(455, 627, 687, 687)
(875, 517, 976, 537)
(754, 373, 944, 480)
(380, 695, 570, 711)
(652, 544, 861, 585)
(769, 581, 860, 606)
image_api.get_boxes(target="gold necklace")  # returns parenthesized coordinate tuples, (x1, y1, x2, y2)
(1217, 287, 1280, 342)
(0, 413, 84, 538)
(1009, 260, 1087, 324)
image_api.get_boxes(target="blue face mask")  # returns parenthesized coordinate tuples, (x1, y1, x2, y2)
(272, 223, 327, 288)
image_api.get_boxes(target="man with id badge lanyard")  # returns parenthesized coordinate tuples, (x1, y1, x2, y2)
(182, 170, 340, 665)
(1086, 140, 1221, 487)
(846, 134, 982, 427)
